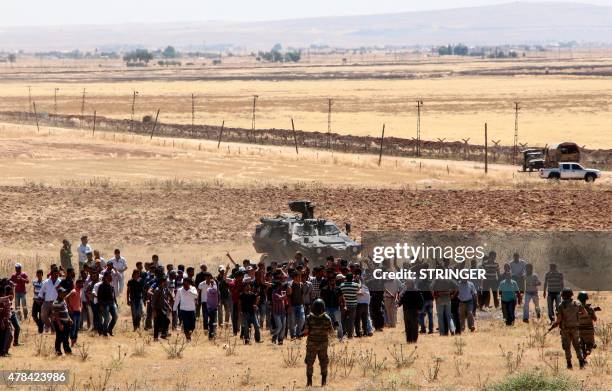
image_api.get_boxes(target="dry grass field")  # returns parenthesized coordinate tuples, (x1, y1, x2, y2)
(2, 54, 612, 148)
(1, 53, 611, 390)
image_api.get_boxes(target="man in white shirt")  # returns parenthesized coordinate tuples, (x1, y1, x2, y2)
(77, 236, 93, 270)
(173, 279, 198, 341)
(38, 266, 61, 331)
(110, 249, 128, 295)
(100, 262, 121, 298)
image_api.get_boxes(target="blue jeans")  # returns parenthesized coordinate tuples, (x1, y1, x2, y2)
(419, 300, 434, 333)
(241, 312, 260, 342)
(100, 303, 118, 334)
(326, 307, 343, 340)
(547, 292, 561, 322)
(287, 304, 305, 338)
(272, 313, 286, 342)
(257, 301, 268, 330)
(92, 303, 101, 333)
(15, 293, 27, 319)
(435, 300, 455, 335)
(523, 292, 541, 320)
(207, 308, 218, 338)
(130, 300, 143, 330)
(70, 312, 80, 342)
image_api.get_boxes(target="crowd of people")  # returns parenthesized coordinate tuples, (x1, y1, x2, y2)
(0, 236, 601, 384)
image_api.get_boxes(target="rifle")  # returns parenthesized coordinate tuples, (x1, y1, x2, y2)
(545, 322, 559, 336)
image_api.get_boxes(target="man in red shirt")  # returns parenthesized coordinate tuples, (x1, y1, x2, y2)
(228, 269, 245, 337)
(10, 263, 29, 320)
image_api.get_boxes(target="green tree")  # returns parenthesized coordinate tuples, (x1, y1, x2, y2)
(162, 45, 178, 58)
(123, 49, 153, 64)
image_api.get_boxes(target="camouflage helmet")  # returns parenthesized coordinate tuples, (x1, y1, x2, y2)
(311, 298, 326, 315)
(577, 291, 589, 302)
(561, 287, 573, 299)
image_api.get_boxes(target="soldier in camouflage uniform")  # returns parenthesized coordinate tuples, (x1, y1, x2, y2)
(577, 291, 599, 359)
(303, 298, 333, 387)
(554, 287, 586, 369)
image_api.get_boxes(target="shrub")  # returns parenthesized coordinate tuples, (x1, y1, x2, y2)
(485, 370, 578, 391)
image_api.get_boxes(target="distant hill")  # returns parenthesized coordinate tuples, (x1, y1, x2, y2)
(1, 2, 612, 51)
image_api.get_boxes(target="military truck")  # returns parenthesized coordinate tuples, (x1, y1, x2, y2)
(520, 142, 581, 171)
(252, 201, 361, 264)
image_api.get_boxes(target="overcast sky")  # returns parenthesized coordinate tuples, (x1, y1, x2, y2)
(2, 0, 611, 26)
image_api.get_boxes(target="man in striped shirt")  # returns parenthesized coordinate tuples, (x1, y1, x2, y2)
(32, 270, 44, 334)
(481, 252, 500, 310)
(543, 263, 564, 323)
(339, 273, 359, 338)
(52, 287, 72, 355)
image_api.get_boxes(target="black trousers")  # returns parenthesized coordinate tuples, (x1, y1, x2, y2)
(32, 300, 43, 333)
(403, 307, 419, 343)
(369, 291, 385, 330)
(54, 320, 71, 354)
(355, 303, 369, 336)
(154, 314, 170, 339)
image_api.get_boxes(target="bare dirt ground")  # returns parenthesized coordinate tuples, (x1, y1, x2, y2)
(0, 123, 610, 251)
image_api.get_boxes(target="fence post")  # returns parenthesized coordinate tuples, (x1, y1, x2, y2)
(484, 123, 488, 174)
(32, 102, 40, 133)
(149, 109, 160, 139)
(217, 120, 225, 148)
(291, 118, 299, 155)
(378, 124, 385, 166)
(92, 110, 97, 137)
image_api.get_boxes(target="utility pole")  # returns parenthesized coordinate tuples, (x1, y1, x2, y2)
(416, 100, 423, 157)
(327, 98, 333, 149)
(251, 95, 258, 143)
(53, 88, 59, 124)
(484, 123, 488, 174)
(80, 88, 86, 127)
(27, 86, 33, 114)
(513, 101, 520, 165)
(291, 118, 299, 155)
(378, 123, 386, 166)
(191, 93, 195, 133)
(130, 91, 138, 133)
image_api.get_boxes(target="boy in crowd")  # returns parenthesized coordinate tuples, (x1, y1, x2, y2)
(152, 276, 173, 341)
(174, 278, 198, 341)
(240, 281, 261, 344)
(523, 263, 541, 322)
(52, 287, 73, 356)
(32, 269, 44, 333)
(65, 280, 83, 346)
(206, 276, 219, 339)
(10, 263, 29, 320)
(127, 270, 144, 331)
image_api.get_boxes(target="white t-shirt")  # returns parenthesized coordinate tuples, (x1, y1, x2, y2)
(93, 281, 103, 304)
(77, 244, 93, 264)
(198, 281, 217, 304)
(111, 256, 128, 275)
(173, 286, 198, 312)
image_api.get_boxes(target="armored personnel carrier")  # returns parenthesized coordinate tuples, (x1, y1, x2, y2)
(252, 201, 361, 264)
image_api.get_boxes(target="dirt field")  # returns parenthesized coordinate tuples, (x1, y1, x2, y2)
(2, 56, 612, 147)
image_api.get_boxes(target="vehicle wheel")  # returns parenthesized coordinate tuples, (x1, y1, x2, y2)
(548, 173, 560, 180)
(585, 174, 596, 183)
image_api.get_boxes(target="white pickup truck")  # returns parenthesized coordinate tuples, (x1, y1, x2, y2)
(539, 162, 601, 182)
